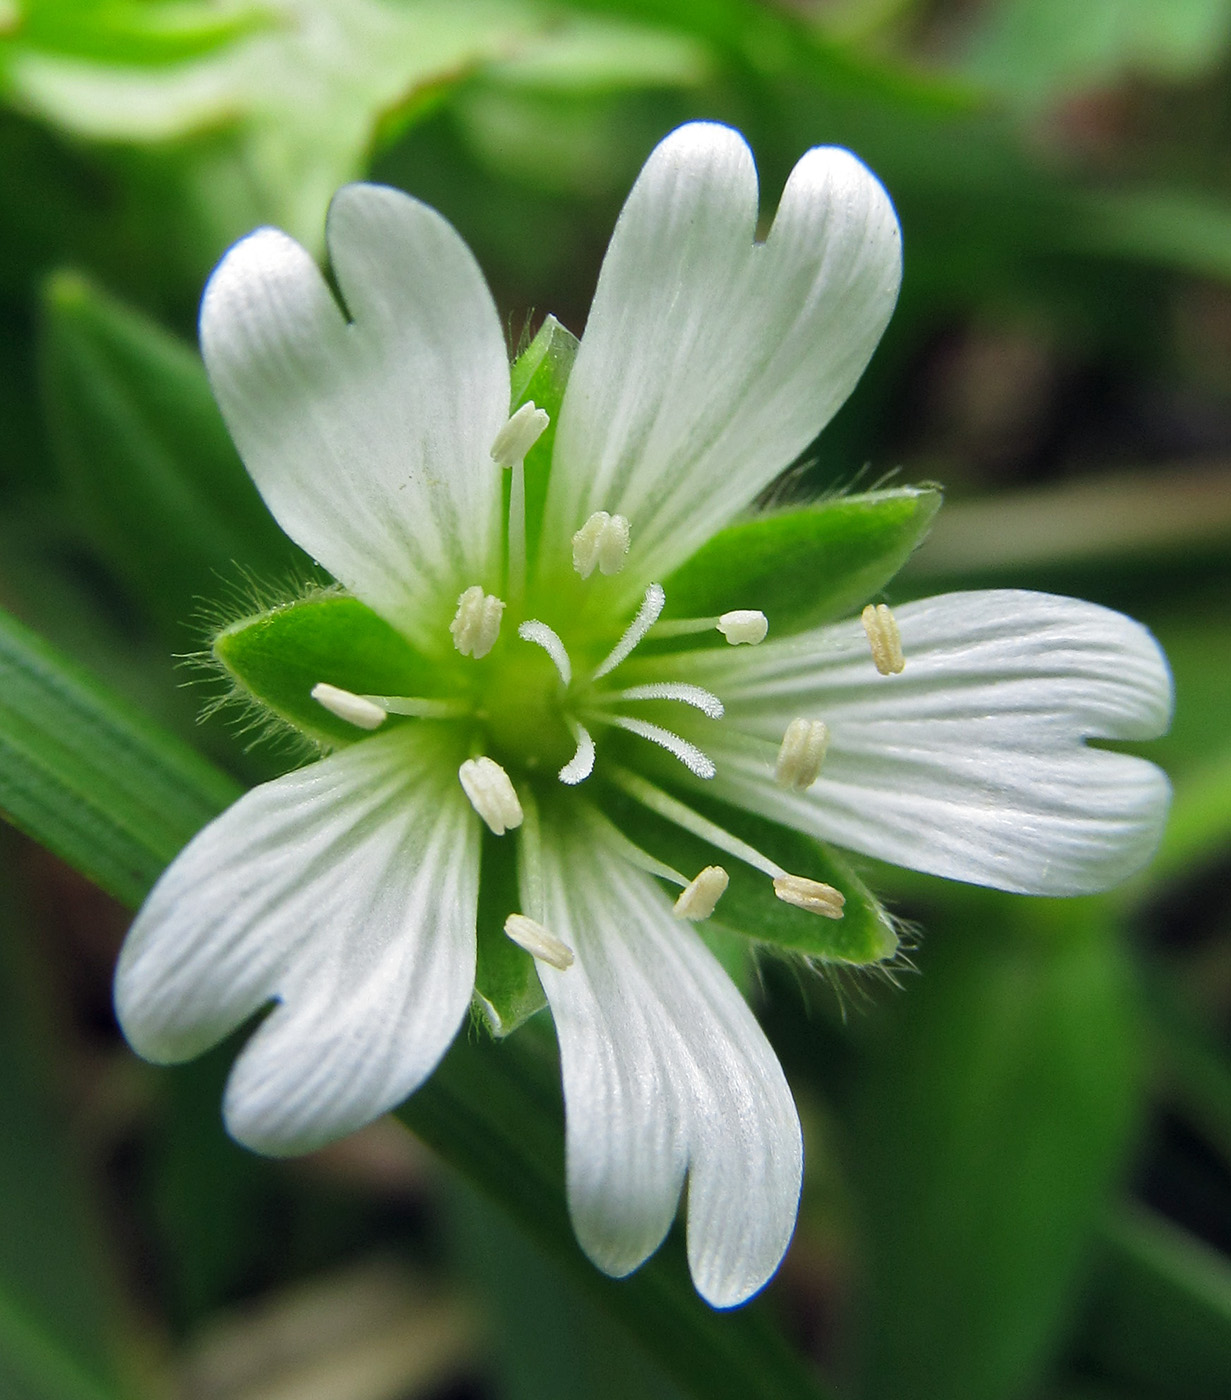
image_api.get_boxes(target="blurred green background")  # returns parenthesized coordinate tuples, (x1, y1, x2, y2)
(1, 1, 1230, 1398)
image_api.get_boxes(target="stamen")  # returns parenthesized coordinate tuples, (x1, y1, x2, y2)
(517, 619, 572, 686)
(490, 401, 549, 467)
(717, 610, 768, 645)
(608, 767, 784, 879)
(363, 695, 469, 719)
(608, 715, 716, 779)
(580, 806, 687, 886)
(310, 682, 387, 731)
(593, 584, 665, 679)
(559, 718, 595, 785)
(458, 756, 523, 835)
(862, 603, 905, 675)
(673, 865, 729, 921)
(504, 913, 574, 970)
(775, 718, 830, 790)
(572, 511, 631, 578)
(611, 682, 724, 719)
(451, 585, 505, 660)
(773, 875, 845, 919)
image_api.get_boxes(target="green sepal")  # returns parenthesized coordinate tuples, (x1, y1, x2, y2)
(598, 781, 897, 966)
(660, 486, 942, 635)
(213, 592, 444, 747)
(473, 826, 547, 1037)
(506, 314, 579, 577)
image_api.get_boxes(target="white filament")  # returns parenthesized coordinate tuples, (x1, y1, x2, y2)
(613, 682, 724, 718)
(609, 715, 716, 779)
(593, 584, 666, 679)
(559, 718, 595, 785)
(518, 619, 572, 686)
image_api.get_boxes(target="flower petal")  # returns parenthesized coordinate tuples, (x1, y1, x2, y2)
(200, 184, 509, 649)
(654, 590, 1173, 896)
(115, 728, 478, 1154)
(543, 122, 901, 599)
(535, 806, 802, 1307)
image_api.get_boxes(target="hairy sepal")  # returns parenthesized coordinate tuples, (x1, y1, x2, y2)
(660, 486, 941, 637)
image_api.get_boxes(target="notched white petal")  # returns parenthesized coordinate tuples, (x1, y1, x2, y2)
(311, 682, 387, 731)
(115, 731, 478, 1155)
(535, 816, 802, 1307)
(773, 874, 845, 919)
(458, 756, 523, 835)
(862, 602, 904, 674)
(717, 610, 768, 645)
(491, 400, 549, 466)
(450, 584, 505, 659)
(505, 913, 574, 970)
(572, 510, 631, 578)
(775, 718, 829, 789)
(673, 866, 729, 921)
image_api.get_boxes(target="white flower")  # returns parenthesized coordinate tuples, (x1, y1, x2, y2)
(113, 123, 1173, 1309)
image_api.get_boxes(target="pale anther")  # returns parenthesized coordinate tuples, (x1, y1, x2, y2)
(505, 913, 574, 970)
(572, 511, 631, 578)
(451, 585, 505, 660)
(775, 718, 830, 790)
(773, 875, 846, 919)
(490, 401, 549, 467)
(458, 757, 523, 835)
(862, 603, 904, 675)
(717, 609, 768, 645)
(310, 682, 386, 731)
(673, 866, 729, 921)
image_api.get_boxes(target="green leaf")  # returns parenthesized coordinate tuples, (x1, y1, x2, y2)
(9, 0, 266, 66)
(0, 867, 137, 1400)
(0, 605, 238, 907)
(40, 270, 302, 632)
(660, 486, 942, 635)
(1083, 1206, 1231, 1400)
(213, 592, 444, 748)
(9, 0, 551, 247)
(850, 894, 1144, 1400)
(597, 777, 897, 965)
(474, 825, 546, 1036)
